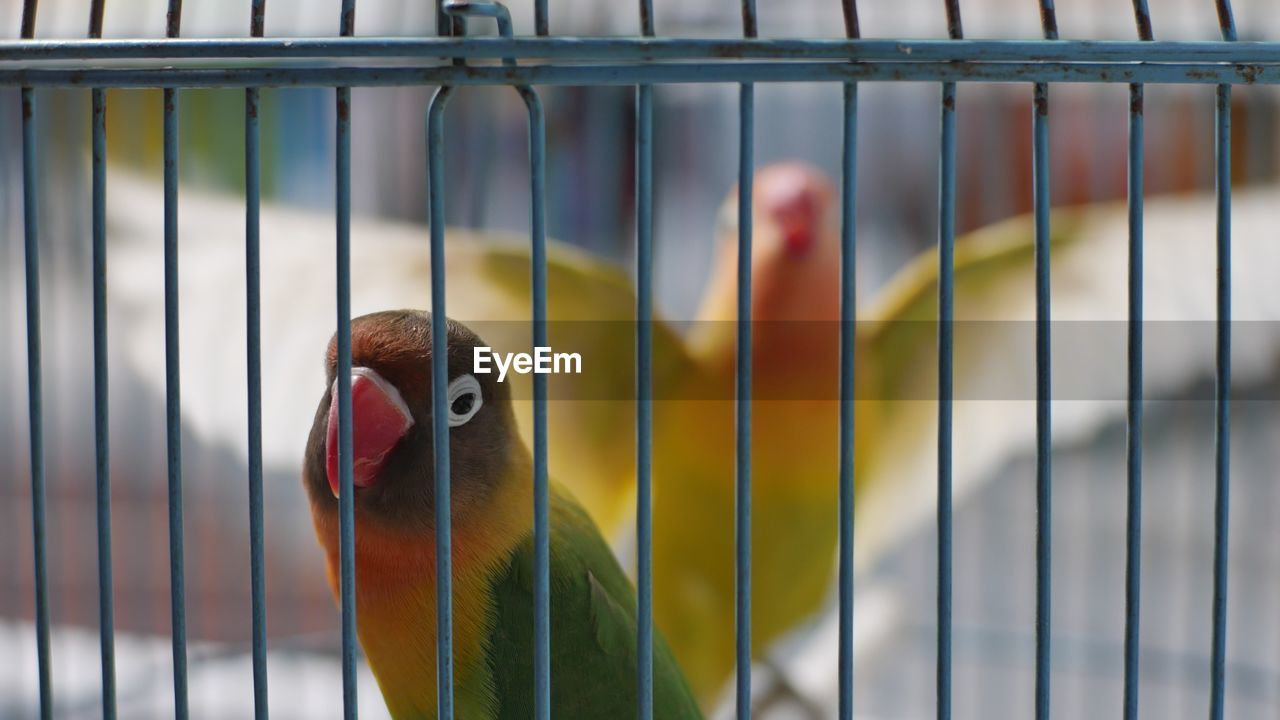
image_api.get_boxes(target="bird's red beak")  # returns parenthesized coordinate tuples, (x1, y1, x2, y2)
(325, 367, 415, 498)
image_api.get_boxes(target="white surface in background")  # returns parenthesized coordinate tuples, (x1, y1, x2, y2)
(729, 581, 903, 720)
(1, 621, 390, 719)
(0, 583, 902, 720)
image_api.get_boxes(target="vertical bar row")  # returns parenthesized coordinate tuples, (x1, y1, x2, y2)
(736, 3, 757, 718)
(426, 85, 456, 720)
(634, 3, 656, 719)
(1210, 3, 1235, 719)
(19, 2, 51, 718)
(937, 5, 962, 720)
(246, 1, 270, 717)
(1123, 5, 1152, 720)
(837, 3, 860, 720)
(162, 3, 189, 717)
(335, 2, 359, 718)
(1033, 4, 1057, 720)
(88, 1, 116, 717)
(522, 86, 552, 720)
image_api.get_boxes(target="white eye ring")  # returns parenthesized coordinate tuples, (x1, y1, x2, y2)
(447, 374, 483, 427)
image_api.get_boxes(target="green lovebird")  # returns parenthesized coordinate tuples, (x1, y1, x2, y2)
(300, 310, 703, 719)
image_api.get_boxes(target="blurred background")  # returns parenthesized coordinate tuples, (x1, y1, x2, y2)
(2, 0, 1279, 718)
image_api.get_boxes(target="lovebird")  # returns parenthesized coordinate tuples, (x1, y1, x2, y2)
(300, 309, 703, 719)
(649, 164, 874, 702)
(651, 168, 1280, 705)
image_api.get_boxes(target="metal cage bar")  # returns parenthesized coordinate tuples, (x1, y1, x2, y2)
(161, 2, 191, 717)
(837, 2, 860, 718)
(88, 0, 116, 716)
(334, 1, 360, 718)
(1210, 3, 1236, 719)
(936, 2, 962, 719)
(1032, 2, 1057, 719)
(245, 0, 270, 717)
(427, 9, 454, 720)
(19, 1, 52, 718)
(528, 87, 550, 720)
(426, 7, 551, 720)
(17, 60, 1280, 87)
(735, 3, 757, 718)
(13, 37, 1280, 63)
(635, 1, 656, 719)
(426, 85, 455, 720)
(1123, 4, 1152, 720)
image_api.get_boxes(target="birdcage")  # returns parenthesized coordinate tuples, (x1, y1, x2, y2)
(4, 0, 1278, 718)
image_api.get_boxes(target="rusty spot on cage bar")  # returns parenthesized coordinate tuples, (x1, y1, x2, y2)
(20, 0, 37, 39)
(639, 0, 654, 37)
(341, 8, 356, 37)
(1038, 3, 1058, 40)
(1034, 92, 1048, 116)
(741, 7, 758, 38)
(1214, 0, 1236, 39)
(942, 92, 955, 110)
(943, 0, 963, 40)
(251, 6, 265, 37)
(1130, 88, 1144, 115)
(841, 0, 860, 39)
(1237, 64, 1261, 84)
(1133, 6, 1153, 41)
(89, 0, 106, 38)
(166, 0, 183, 39)
(336, 93, 350, 120)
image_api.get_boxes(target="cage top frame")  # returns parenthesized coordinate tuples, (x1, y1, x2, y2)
(0, 0, 1272, 87)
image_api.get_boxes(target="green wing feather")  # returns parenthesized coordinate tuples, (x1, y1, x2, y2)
(486, 486, 703, 719)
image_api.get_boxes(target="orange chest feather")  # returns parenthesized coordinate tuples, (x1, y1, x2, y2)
(312, 484, 530, 719)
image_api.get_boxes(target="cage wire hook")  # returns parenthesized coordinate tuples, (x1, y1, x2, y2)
(425, 3, 551, 720)
(444, 1, 518, 62)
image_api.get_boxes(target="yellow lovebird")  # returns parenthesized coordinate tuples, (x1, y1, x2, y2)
(649, 163, 878, 703)
(301, 310, 702, 718)
(653, 177, 1280, 708)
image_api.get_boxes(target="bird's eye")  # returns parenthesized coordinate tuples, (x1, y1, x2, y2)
(447, 374, 483, 427)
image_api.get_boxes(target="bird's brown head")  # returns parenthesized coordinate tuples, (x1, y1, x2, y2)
(302, 310, 523, 530)
(692, 162, 842, 375)
(705, 162, 840, 325)
(729, 162, 836, 259)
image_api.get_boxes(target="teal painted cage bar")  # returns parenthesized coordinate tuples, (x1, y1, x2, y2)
(6, 0, 1250, 718)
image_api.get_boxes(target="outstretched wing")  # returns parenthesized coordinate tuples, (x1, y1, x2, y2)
(854, 188, 1280, 571)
